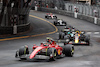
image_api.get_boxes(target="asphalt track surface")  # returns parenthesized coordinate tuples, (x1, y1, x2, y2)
(0, 10, 100, 67)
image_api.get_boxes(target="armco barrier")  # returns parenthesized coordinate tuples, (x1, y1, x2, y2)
(38, 7, 100, 26)
(0, 23, 30, 35)
(97, 19, 100, 26)
(77, 14, 94, 23)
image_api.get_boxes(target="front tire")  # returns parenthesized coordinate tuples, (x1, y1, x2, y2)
(18, 45, 29, 60)
(45, 16, 47, 18)
(47, 48, 57, 61)
(54, 16, 57, 19)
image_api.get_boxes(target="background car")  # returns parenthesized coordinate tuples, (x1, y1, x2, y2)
(59, 26, 76, 39)
(67, 31, 90, 45)
(54, 19, 67, 26)
(45, 13, 57, 19)
(58, 30, 90, 45)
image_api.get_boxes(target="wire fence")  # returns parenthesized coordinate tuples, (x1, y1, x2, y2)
(65, 2, 100, 18)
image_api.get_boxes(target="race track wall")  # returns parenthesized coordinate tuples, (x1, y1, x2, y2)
(38, 7, 100, 26)
(0, 23, 30, 35)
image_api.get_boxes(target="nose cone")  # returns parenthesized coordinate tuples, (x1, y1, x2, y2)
(29, 51, 36, 59)
(29, 47, 43, 59)
(29, 55, 35, 59)
(75, 40, 79, 43)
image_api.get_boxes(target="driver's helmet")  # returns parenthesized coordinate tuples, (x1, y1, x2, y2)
(46, 37, 53, 44)
(42, 42, 48, 46)
(47, 39, 51, 43)
(50, 13, 52, 15)
(24, 45, 28, 48)
(76, 31, 79, 34)
(75, 31, 80, 36)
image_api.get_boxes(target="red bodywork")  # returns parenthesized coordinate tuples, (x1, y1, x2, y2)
(29, 41, 63, 59)
(46, 13, 53, 18)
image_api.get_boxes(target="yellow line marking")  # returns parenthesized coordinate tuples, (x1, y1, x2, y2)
(0, 15, 58, 41)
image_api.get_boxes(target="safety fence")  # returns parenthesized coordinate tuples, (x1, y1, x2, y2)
(65, 2, 100, 18)
(37, 7, 100, 26)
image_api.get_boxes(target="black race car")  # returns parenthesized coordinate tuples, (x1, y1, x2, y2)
(54, 19, 67, 26)
(45, 13, 57, 19)
(59, 26, 76, 39)
(59, 31, 90, 45)
(67, 31, 90, 45)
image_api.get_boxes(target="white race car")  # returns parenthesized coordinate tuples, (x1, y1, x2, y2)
(54, 19, 67, 26)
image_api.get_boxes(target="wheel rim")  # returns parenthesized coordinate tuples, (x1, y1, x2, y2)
(54, 52, 57, 57)
(53, 52, 57, 60)
(71, 47, 74, 56)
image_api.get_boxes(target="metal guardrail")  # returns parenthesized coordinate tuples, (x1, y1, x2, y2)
(65, 3, 100, 18)
(38, 7, 100, 26)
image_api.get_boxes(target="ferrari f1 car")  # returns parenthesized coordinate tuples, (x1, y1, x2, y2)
(45, 13, 57, 19)
(15, 38, 74, 61)
(54, 19, 67, 26)
(59, 31, 90, 45)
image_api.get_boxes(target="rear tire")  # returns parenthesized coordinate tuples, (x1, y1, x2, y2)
(63, 22, 67, 26)
(63, 45, 74, 57)
(84, 35, 90, 45)
(54, 22, 56, 26)
(59, 32, 64, 39)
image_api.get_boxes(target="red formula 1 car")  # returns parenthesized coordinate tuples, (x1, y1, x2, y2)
(15, 38, 74, 61)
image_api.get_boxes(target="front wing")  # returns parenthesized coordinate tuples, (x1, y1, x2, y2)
(68, 41, 89, 45)
(16, 54, 50, 60)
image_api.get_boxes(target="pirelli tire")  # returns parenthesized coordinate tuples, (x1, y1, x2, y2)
(54, 21, 57, 26)
(62, 22, 67, 26)
(54, 16, 57, 19)
(63, 45, 74, 57)
(45, 16, 47, 18)
(80, 34, 85, 41)
(84, 35, 90, 45)
(59, 32, 64, 39)
(47, 48, 57, 61)
(18, 45, 29, 60)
